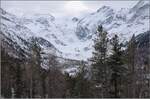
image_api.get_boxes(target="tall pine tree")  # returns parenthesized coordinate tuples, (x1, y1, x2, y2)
(127, 34, 136, 97)
(91, 25, 109, 97)
(29, 37, 43, 97)
(73, 62, 92, 98)
(108, 34, 126, 98)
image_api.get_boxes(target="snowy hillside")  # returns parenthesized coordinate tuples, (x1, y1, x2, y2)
(76, 0, 149, 41)
(0, 0, 149, 61)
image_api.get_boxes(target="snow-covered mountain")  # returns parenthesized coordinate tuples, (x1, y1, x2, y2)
(76, 0, 149, 40)
(0, 0, 150, 61)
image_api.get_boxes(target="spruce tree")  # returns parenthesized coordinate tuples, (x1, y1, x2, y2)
(64, 72, 75, 97)
(73, 63, 92, 98)
(29, 37, 43, 97)
(91, 25, 109, 97)
(14, 61, 24, 98)
(1, 47, 25, 98)
(108, 34, 126, 98)
(1, 48, 12, 98)
(127, 34, 136, 97)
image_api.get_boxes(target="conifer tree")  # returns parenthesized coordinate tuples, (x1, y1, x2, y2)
(29, 37, 43, 97)
(64, 72, 75, 97)
(91, 25, 109, 97)
(1, 48, 12, 98)
(127, 34, 136, 97)
(1, 47, 25, 98)
(73, 63, 92, 98)
(14, 61, 24, 98)
(108, 34, 126, 98)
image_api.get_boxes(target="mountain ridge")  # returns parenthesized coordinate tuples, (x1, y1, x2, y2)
(0, 0, 149, 61)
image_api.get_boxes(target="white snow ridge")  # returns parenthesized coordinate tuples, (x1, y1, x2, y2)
(1, 0, 149, 61)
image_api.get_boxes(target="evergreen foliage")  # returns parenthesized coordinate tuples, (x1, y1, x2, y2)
(91, 25, 110, 97)
(108, 34, 126, 98)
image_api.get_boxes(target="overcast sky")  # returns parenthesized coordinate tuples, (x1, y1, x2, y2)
(1, 1, 139, 18)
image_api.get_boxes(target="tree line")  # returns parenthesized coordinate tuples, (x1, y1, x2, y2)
(1, 26, 150, 98)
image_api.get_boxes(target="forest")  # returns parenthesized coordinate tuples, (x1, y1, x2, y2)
(1, 26, 150, 98)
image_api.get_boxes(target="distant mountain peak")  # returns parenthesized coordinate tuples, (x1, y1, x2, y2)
(96, 5, 113, 13)
(129, 0, 150, 13)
